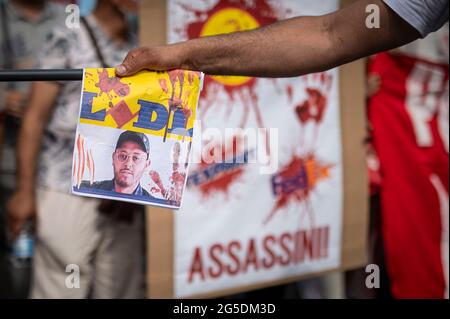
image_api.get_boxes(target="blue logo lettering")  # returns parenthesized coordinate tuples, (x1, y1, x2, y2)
(133, 100, 168, 131)
(80, 91, 106, 121)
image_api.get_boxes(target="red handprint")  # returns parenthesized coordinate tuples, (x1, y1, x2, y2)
(96, 68, 130, 99)
(149, 170, 167, 198)
(149, 142, 187, 206)
(293, 72, 333, 150)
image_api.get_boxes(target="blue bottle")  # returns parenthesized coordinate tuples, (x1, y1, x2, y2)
(11, 222, 34, 268)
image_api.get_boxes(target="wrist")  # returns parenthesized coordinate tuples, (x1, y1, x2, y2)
(173, 41, 196, 71)
(17, 182, 36, 195)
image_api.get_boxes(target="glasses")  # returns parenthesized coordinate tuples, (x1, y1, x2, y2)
(116, 152, 146, 165)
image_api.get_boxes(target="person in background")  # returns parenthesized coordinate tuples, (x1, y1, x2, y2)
(365, 24, 448, 298)
(0, 0, 66, 187)
(0, 0, 66, 299)
(7, 0, 145, 298)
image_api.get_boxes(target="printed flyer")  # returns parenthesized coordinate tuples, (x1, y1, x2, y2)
(72, 68, 203, 209)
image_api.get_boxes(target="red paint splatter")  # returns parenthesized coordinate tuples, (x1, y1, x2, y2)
(199, 168, 244, 198)
(74, 134, 86, 188)
(74, 134, 96, 188)
(73, 135, 79, 181)
(286, 85, 293, 103)
(96, 68, 130, 99)
(80, 136, 85, 187)
(180, 0, 287, 137)
(150, 170, 167, 198)
(264, 154, 333, 225)
(202, 135, 245, 167)
(295, 73, 332, 125)
(167, 170, 186, 205)
(167, 142, 187, 205)
(159, 79, 169, 93)
(191, 135, 247, 199)
(295, 89, 327, 124)
(150, 187, 161, 194)
(106, 100, 138, 128)
(149, 142, 188, 206)
(86, 149, 94, 185)
(183, 0, 281, 41)
(188, 72, 196, 85)
(162, 70, 200, 141)
(294, 72, 333, 149)
(89, 149, 95, 185)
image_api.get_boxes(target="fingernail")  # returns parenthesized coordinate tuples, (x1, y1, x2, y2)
(115, 65, 126, 75)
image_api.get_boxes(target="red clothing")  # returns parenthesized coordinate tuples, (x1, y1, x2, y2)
(368, 50, 449, 298)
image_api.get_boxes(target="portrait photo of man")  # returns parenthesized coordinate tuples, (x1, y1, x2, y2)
(80, 130, 153, 197)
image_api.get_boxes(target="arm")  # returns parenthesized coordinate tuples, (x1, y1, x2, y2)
(7, 82, 60, 239)
(0, 114, 4, 162)
(116, 0, 420, 77)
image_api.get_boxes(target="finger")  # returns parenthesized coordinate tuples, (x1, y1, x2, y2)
(115, 47, 150, 77)
(11, 102, 24, 115)
(6, 108, 23, 118)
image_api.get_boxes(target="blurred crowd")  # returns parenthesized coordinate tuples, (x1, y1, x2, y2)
(0, 0, 146, 299)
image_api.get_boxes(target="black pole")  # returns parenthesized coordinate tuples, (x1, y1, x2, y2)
(0, 69, 84, 82)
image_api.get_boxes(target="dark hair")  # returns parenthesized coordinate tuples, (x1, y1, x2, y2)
(115, 131, 150, 158)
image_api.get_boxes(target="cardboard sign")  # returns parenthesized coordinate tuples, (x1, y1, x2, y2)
(142, 0, 369, 298)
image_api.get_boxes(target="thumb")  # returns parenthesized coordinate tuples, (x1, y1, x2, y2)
(115, 47, 149, 77)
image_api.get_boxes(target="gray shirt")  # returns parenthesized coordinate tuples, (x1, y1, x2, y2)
(0, 1, 65, 189)
(384, 0, 449, 37)
(0, 1, 66, 96)
(36, 15, 136, 193)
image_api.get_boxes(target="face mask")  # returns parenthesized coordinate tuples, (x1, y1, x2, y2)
(126, 13, 138, 33)
(78, 0, 97, 17)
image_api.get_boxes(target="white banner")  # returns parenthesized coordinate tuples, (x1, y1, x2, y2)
(169, 0, 342, 297)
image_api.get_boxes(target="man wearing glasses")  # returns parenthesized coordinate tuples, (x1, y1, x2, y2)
(81, 131, 153, 197)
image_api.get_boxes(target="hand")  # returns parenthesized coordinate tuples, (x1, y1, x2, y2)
(115, 45, 184, 77)
(7, 190, 36, 241)
(4, 91, 28, 118)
